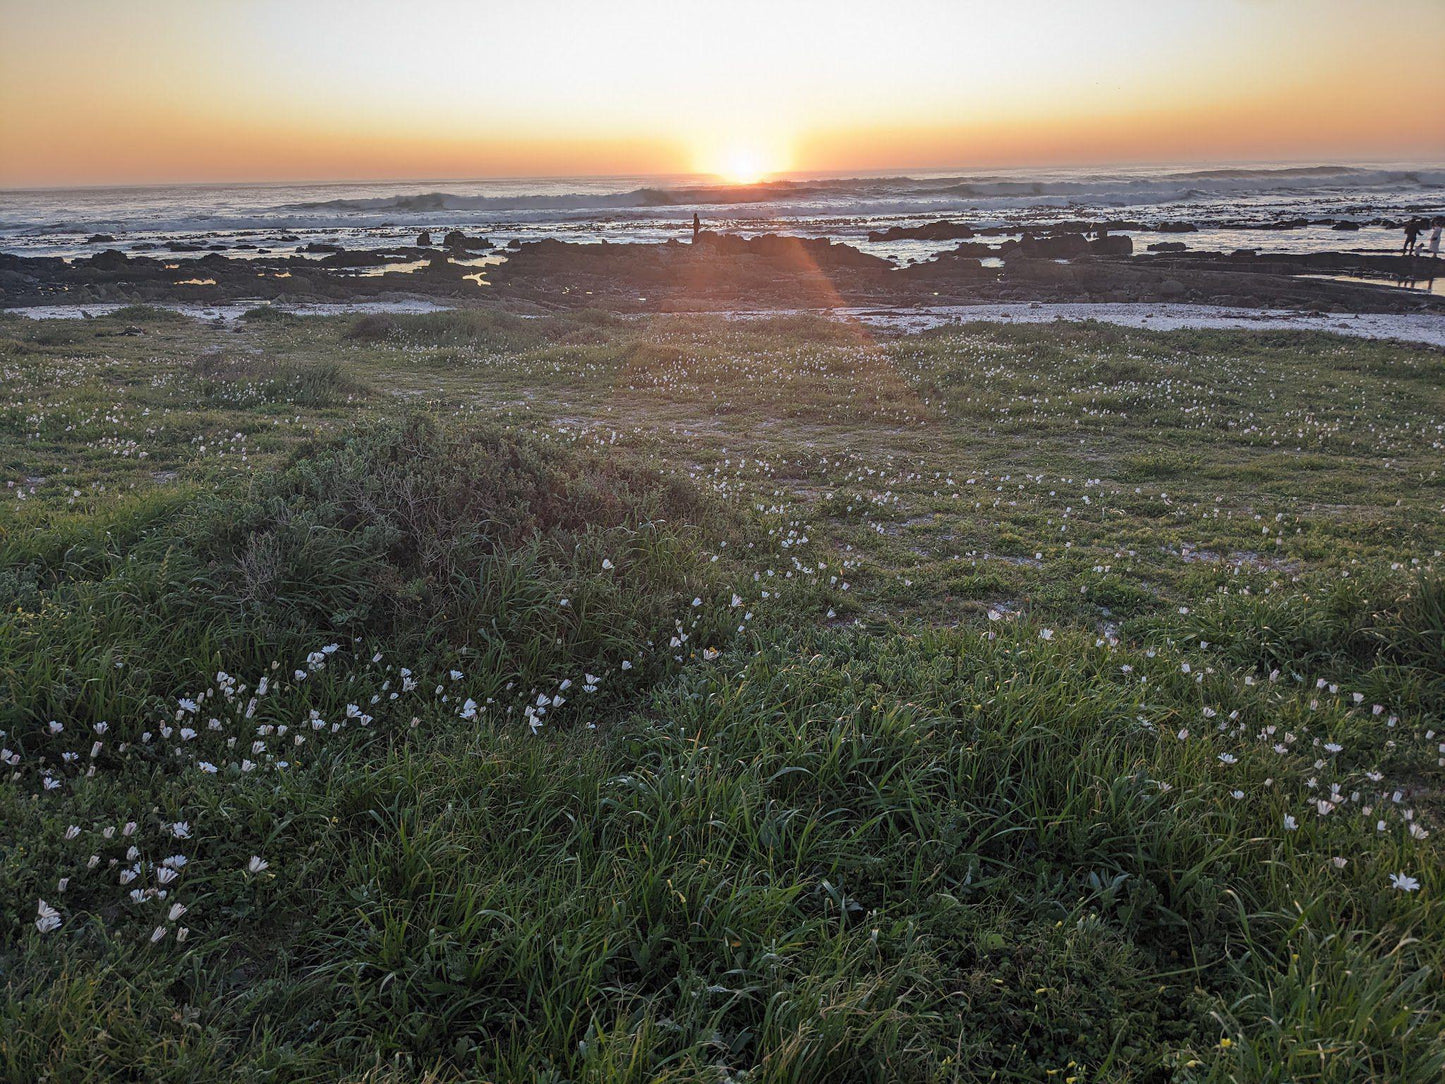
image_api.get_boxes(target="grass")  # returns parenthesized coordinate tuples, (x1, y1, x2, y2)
(0, 306, 1441, 1081)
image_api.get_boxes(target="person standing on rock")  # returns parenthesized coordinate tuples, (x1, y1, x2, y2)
(692, 212, 701, 243)
(1402, 219, 1421, 256)
(1428, 218, 1443, 260)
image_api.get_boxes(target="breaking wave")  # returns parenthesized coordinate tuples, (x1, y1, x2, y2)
(275, 167, 1445, 221)
(2, 162, 1439, 259)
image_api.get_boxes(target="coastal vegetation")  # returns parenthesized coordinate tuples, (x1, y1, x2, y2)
(1, 308, 1442, 1081)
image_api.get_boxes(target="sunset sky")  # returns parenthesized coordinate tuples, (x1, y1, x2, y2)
(2, 0, 1442, 187)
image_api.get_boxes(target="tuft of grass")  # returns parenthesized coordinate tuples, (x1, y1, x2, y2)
(192, 354, 370, 407)
(240, 306, 303, 324)
(344, 312, 398, 341)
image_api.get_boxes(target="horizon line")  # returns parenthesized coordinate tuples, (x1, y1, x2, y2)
(5, 156, 1444, 195)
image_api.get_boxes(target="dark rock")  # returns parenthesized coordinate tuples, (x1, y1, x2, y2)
(1006, 260, 1079, 283)
(8, 229, 1443, 315)
(442, 230, 490, 250)
(1090, 235, 1133, 257)
(1156, 222, 1198, 233)
(87, 234, 116, 244)
(417, 230, 433, 246)
(1005, 233, 1091, 259)
(90, 249, 129, 271)
(301, 242, 345, 254)
(867, 221, 974, 243)
(1332, 221, 1361, 231)
(317, 250, 396, 269)
(898, 254, 990, 280)
(690, 231, 889, 270)
(948, 241, 1002, 258)
(1148, 241, 1189, 253)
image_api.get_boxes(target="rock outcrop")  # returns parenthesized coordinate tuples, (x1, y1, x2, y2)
(442, 230, 491, 251)
(867, 221, 975, 243)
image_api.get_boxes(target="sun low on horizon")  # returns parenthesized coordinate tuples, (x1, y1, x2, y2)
(699, 142, 792, 187)
(711, 149, 775, 188)
(1, 0, 1443, 188)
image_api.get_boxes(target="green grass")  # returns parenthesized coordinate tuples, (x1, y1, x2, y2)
(0, 307, 1441, 1081)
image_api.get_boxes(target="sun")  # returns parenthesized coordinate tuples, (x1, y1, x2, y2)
(701, 141, 788, 186)
(718, 148, 768, 186)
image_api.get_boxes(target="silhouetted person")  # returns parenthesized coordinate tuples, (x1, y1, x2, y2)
(692, 212, 701, 242)
(1403, 219, 1421, 256)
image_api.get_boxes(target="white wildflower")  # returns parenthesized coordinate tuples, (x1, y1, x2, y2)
(35, 899, 61, 933)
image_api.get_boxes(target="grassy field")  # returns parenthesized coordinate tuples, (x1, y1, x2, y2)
(1, 305, 1442, 1082)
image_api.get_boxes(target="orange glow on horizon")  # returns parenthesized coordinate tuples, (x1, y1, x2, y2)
(1, 0, 1442, 188)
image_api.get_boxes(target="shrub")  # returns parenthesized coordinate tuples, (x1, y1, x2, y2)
(239, 306, 301, 324)
(0, 411, 735, 735)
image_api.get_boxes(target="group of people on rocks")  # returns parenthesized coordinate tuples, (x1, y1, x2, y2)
(1403, 217, 1442, 257)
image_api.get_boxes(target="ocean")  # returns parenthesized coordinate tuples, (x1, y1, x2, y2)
(2, 163, 1442, 267)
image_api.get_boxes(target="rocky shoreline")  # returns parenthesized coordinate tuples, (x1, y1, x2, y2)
(3, 226, 1441, 315)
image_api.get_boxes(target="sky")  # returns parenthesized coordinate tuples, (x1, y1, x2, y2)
(1, 0, 1442, 187)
